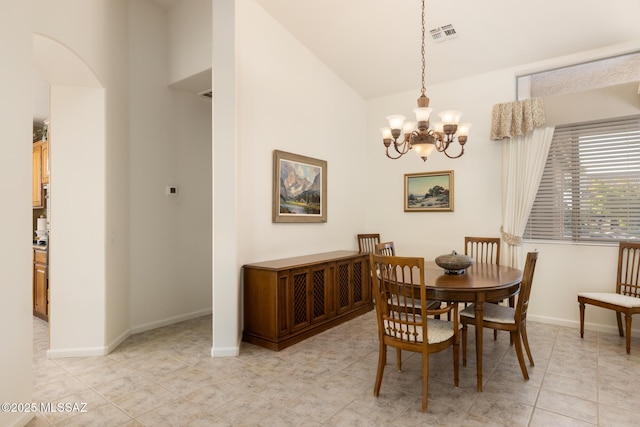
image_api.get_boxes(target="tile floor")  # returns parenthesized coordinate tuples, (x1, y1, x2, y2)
(26, 310, 640, 426)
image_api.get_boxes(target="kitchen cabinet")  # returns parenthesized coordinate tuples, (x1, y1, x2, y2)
(32, 143, 43, 208)
(32, 140, 48, 208)
(242, 251, 371, 351)
(41, 141, 49, 184)
(33, 247, 48, 321)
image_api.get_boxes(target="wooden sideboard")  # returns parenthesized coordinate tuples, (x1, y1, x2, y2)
(242, 250, 372, 351)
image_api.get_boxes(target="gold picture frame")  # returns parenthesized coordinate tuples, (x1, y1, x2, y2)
(404, 170, 454, 212)
(273, 150, 327, 223)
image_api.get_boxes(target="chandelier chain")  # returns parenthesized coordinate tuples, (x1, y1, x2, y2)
(380, 0, 469, 162)
(420, 0, 426, 96)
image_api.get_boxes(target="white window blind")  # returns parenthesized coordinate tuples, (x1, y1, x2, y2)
(525, 115, 640, 242)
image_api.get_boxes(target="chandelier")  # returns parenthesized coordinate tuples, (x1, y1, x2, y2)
(380, 0, 470, 162)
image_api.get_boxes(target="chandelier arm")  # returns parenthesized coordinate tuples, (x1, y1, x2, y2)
(441, 144, 465, 159)
(393, 139, 411, 155)
(385, 147, 406, 160)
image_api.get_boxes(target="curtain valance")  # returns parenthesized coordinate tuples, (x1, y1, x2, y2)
(490, 98, 546, 141)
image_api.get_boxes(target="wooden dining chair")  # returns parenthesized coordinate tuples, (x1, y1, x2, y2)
(460, 251, 538, 381)
(369, 253, 459, 412)
(465, 236, 503, 339)
(357, 233, 381, 254)
(375, 241, 395, 256)
(578, 241, 640, 354)
(465, 236, 501, 265)
(375, 240, 442, 329)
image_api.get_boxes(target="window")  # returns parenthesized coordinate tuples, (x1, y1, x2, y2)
(525, 115, 640, 242)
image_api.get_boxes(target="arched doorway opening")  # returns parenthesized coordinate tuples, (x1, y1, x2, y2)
(32, 34, 108, 356)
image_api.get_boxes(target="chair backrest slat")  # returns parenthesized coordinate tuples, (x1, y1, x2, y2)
(375, 241, 396, 256)
(514, 251, 539, 323)
(358, 233, 381, 254)
(617, 242, 640, 298)
(465, 236, 501, 265)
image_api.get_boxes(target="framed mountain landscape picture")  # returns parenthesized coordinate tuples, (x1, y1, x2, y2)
(404, 170, 454, 212)
(273, 150, 327, 223)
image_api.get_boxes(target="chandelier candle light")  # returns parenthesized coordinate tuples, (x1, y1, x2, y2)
(381, 0, 471, 162)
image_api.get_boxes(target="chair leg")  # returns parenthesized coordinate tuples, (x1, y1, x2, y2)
(493, 329, 498, 341)
(625, 313, 632, 355)
(453, 336, 459, 387)
(374, 342, 386, 396)
(461, 322, 467, 367)
(396, 348, 402, 371)
(520, 323, 534, 366)
(579, 302, 585, 338)
(421, 352, 429, 412)
(511, 330, 529, 380)
(617, 311, 624, 337)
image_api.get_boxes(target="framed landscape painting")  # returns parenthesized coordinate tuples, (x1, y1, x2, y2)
(404, 170, 454, 212)
(273, 150, 327, 223)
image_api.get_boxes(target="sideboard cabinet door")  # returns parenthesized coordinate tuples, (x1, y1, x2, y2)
(336, 257, 370, 314)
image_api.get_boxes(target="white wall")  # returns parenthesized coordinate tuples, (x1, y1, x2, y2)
(129, 0, 212, 332)
(236, 0, 368, 264)
(0, 3, 34, 425)
(167, 0, 212, 87)
(212, 0, 238, 356)
(49, 86, 106, 355)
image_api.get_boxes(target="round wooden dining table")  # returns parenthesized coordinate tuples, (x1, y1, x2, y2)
(424, 261, 522, 392)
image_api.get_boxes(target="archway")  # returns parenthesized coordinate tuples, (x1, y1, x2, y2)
(32, 34, 108, 356)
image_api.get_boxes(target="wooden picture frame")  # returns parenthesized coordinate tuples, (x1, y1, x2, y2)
(404, 170, 454, 212)
(273, 150, 327, 223)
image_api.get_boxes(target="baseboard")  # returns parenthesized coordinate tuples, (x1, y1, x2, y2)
(47, 346, 107, 358)
(527, 314, 578, 329)
(528, 314, 640, 338)
(211, 343, 240, 357)
(106, 328, 131, 354)
(130, 308, 212, 335)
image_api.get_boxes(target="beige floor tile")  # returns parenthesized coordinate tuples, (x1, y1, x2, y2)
(598, 402, 640, 427)
(41, 388, 108, 425)
(480, 376, 540, 406)
(92, 373, 154, 402)
(32, 376, 89, 403)
(54, 403, 131, 427)
(541, 372, 597, 402)
(28, 311, 640, 426)
(535, 388, 598, 424)
(135, 397, 206, 427)
(467, 394, 533, 427)
(184, 380, 245, 412)
(111, 384, 178, 418)
(529, 408, 595, 427)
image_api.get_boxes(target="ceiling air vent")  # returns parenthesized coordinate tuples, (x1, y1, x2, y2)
(198, 90, 213, 99)
(430, 24, 457, 43)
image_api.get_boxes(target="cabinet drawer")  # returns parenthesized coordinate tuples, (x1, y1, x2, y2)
(34, 250, 47, 264)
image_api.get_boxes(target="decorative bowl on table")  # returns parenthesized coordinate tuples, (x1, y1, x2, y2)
(435, 250, 474, 274)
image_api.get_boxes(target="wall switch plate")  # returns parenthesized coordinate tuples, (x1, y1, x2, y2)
(166, 185, 178, 196)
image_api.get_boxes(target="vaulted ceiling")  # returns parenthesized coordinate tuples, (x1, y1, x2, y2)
(253, 0, 640, 99)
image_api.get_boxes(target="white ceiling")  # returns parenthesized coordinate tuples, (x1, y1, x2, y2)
(41, 0, 637, 122)
(253, 0, 640, 99)
(156, 0, 640, 99)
